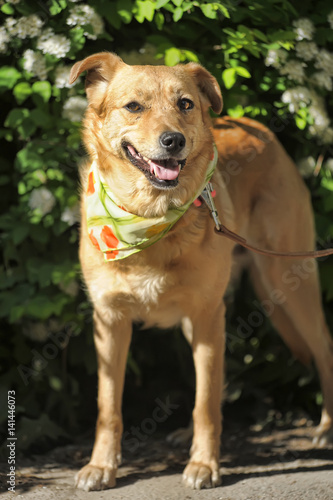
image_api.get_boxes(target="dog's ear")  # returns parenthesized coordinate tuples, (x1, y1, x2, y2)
(185, 63, 223, 115)
(69, 52, 123, 108)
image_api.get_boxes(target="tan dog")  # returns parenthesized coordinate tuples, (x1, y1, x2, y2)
(70, 53, 333, 491)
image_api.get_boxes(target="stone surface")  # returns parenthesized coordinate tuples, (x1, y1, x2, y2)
(1, 422, 333, 500)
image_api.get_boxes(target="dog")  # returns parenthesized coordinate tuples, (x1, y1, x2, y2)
(69, 52, 333, 491)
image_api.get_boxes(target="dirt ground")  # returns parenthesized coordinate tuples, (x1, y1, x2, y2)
(1, 418, 333, 500)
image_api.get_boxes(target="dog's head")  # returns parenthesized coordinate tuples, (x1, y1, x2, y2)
(70, 52, 222, 217)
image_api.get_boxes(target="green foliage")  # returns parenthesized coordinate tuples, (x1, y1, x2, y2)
(0, 0, 333, 451)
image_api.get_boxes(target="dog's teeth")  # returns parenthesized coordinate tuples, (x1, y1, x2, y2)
(153, 166, 160, 179)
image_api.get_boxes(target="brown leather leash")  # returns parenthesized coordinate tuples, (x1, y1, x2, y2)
(200, 182, 333, 260)
(214, 224, 333, 259)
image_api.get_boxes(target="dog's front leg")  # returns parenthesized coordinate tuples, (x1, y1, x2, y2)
(183, 303, 225, 489)
(76, 310, 132, 491)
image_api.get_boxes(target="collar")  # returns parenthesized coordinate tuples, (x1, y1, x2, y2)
(86, 144, 218, 261)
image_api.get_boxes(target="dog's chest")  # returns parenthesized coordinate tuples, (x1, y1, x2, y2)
(114, 264, 186, 328)
(128, 267, 171, 305)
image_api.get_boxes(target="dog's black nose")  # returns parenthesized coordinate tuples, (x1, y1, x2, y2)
(160, 132, 186, 155)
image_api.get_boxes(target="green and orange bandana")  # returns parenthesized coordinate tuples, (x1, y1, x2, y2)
(86, 145, 218, 261)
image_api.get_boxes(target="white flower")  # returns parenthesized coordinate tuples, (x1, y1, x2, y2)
(307, 92, 332, 142)
(37, 28, 71, 58)
(28, 187, 56, 215)
(295, 41, 318, 61)
(67, 4, 104, 39)
(61, 204, 80, 225)
(281, 86, 311, 113)
(265, 48, 288, 69)
(14, 14, 44, 39)
(314, 49, 333, 77)
(328, 11, 333, 29)
(4, 17, 17, 35)
(54, 65, 78, 89)
(311, 72, 332, 91)
(297, 157, 316, 177)
(279, 60, 306, 83)
(293, 18, 315, 41)
(23, 50, 48, 80)
(0, 27, 10, 53)
(62, 96, 87, 122)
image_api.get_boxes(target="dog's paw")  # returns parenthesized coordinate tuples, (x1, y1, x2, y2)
(75, 464, 117, 491)
(313, 424, 333, 447)
(167, 424, 193, 447)
(182, 461, 221, 489)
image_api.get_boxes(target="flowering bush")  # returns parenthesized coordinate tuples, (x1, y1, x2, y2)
(1, 0, 333, 448)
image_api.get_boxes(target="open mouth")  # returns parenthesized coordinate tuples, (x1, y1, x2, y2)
(123, 143, 186, 189)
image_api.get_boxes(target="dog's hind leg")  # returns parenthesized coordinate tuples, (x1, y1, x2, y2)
(249, 261, 313, 365)
(245, 159, 333, 444)
(250, 253, 333, 445)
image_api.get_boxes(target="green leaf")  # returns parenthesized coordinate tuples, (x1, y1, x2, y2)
(16, 148, 43, 171)
(216, 4, 230, 18)
(222, 68, 237, 89)
(0, 284, 33, 320)
(49, 0, 67, 15)
(200, 3, 217, 19)
(295, 115, 307, 130)
(116, 0, 133, 23)
(269, 30, 296, 43)
(118, 9, 133, 23)
(26, 258, 54, 287)
(0, 67, 21, 91)
(135, 0, 155, 22)
(172, 0, 182, 6)
(13, 82, 32, 104)
(18, 119, 37, 139)
(155, 11, 165, 29)
(227, 104, 245, 118)
(32, 81, 52, 103)
(5, 108, 29, 128)
(164, 47, 181, 66)
(25, 294, 66, 319)
(253, 29, 268, 42)
(30, 109, 53, 128)
(235, 66, 251, 78)
(183, 50, 199, 62)
(173, 6, 183, 21)
(1, 3, 15, 14)
(11, 224, 30, 245)
(321, 178, 333, 192)
(156, 0, 169, 8)
(102, 3, 122, 29)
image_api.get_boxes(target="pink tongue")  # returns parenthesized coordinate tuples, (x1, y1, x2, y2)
(150, 160, 180, 181)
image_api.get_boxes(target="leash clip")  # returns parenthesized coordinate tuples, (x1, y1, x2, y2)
(200, 182, 221, 230)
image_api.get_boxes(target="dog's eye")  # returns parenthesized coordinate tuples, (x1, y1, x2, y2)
(178, 98, 194, 111)
(125, 102, 143, 113)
